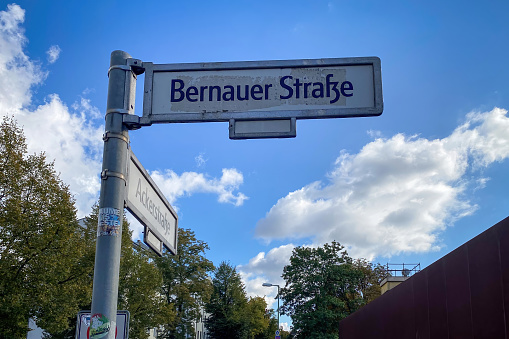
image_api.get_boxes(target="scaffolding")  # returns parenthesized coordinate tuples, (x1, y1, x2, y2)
(385, 263, 421, 277)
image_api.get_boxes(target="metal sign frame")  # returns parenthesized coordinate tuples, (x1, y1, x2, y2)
(126, 149, 178, 256)
(130, 57, 382, 126)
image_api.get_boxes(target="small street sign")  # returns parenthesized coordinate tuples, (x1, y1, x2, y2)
(126, 149, 178, 256)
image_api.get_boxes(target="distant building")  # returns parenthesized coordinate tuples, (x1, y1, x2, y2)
(193, 305, 209, 339)
(380, 263, 420, 294)
(148, 304, 209, 339)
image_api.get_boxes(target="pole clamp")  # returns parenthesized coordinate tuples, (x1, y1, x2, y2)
(107, 64, 131, 77)
(103, 131, 129, 143)
(101, 169, 126, 183)
(107, 59, 145, 77)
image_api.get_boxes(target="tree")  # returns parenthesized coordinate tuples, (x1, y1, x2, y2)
(0, 117, 173, 338)
(245, 296, 270, 339)
(205, 261, 249, 338)
(43, 206, 175, 339)
(117, 209, 175, 339)
(263, 309, 279, 339)
(155, 228, 214, 338)
(279, 241, 384, 339)
(352, 258, 388, 304)
(0, 117, 88, 337)
(41, 210, 97, 339)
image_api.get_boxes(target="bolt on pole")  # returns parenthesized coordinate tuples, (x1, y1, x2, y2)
(90, 50, 138, 339)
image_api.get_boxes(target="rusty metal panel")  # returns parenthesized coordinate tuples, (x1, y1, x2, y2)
(412, 270, 430, 339)
(385, 279, 416, 338)
(495, 217, 509, 336)
(468, 229, 505, 338)
(444, 245, 473, 339)
(426, 260, 449, 338)
(338, 216, 509, 339)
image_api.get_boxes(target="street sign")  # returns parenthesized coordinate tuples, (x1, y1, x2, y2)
(75, 310, 129, 339)
(92, 52, 383, 337)
(137, 57, 382, 125)
(126, 149, 178, 255)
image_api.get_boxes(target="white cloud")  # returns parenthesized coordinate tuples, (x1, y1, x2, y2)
(280, 322, 290, 332)
(46, 45, 61, 64)
(195, 152, 207, 167)
(126, 214, 144, 241)
(127, 167, 247, 242)
(255, 108, 509, 260)
(367, 129, 383, 139)
(17, 95, 103, 215)
(447, 108, 509, 167)
(150, 168, 248, 207)
(0, 4, 46, 114)
(0, 4, 102, 217)
(238, 244, 294, 309)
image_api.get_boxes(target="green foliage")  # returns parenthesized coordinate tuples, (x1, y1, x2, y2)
(204, 262, 284, 339)
(0, 117, 88, 337)
(0, 117, 175, 337)
(246, 296, 270, 339)
(154, 228, 214, 338)
(44, 205, 176, 339)
(205, 261, 249, 338)
(117, 209, 175, 339)
(279, 241, 384, 338)
(41, 212, 97, 339)
(352, 258, 388, 304)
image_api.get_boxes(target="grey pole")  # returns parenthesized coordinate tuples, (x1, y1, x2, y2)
(277, 285, 280, 330)
(90, 50, 138, 339)
(262, 283, 281, 331)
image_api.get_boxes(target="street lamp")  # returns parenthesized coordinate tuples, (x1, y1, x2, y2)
(262, 282, 280, 330)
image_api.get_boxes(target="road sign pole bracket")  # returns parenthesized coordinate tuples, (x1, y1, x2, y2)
(123, 114, 152, 130)
(127, 58, 145, 75)
(101, 169, 127, 183)
(103, 131, 129, 143)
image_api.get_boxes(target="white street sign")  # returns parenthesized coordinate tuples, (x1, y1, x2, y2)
(126, 150, 178, 255)
(139, 57, 383, 124)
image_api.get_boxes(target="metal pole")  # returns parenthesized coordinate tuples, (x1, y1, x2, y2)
(90, 50, 137, 339)
(277, 285, 280, 330)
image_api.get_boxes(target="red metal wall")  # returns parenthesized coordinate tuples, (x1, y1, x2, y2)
(338, 216, 509, 339)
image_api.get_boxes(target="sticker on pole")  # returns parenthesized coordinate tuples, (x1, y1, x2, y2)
(98, 208, 121, 237)
(75, 311, 129, 339)
(89, 314, 113, 338)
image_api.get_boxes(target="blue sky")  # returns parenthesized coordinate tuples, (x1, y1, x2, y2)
(2, 0, 509, 331)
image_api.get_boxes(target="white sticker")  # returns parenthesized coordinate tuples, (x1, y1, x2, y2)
(98, 208, 121, 237)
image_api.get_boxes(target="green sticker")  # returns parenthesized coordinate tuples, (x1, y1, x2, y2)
(89, 313, 111, 338)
